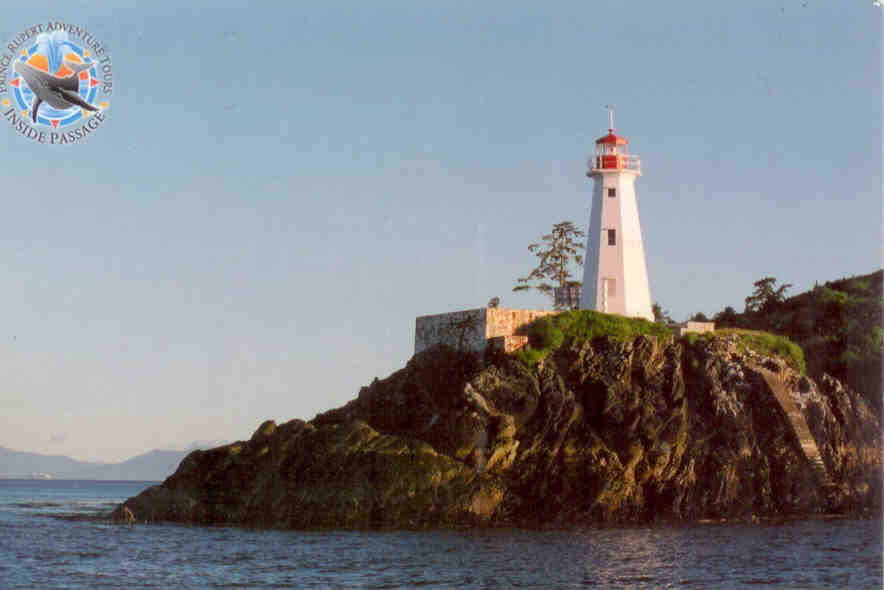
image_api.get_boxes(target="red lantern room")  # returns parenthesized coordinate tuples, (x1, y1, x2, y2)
(588, 108, 641, 175)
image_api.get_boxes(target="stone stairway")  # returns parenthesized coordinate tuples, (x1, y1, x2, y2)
(754, 367, 832, 488)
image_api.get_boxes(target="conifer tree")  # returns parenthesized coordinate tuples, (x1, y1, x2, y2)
(745, 277, 792, 314)
(513, 221, 585, 309)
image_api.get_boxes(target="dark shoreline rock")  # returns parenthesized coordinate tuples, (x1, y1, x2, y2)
(112, 335, 881, 529)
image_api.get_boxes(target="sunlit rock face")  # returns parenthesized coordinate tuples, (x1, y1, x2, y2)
(113, 337, 881, 528)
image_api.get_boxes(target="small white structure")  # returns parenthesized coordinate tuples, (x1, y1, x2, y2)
(674, 321, 715, 337)
(579, 113, 654, 321)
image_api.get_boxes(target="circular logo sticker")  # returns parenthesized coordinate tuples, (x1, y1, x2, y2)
(1, 22, 113, 145)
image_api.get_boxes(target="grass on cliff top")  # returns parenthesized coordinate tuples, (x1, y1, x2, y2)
(684, 328, 806, 375)
(513, 309, 672, 366)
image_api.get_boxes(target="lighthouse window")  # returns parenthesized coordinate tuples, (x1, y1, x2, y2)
(607, 188, 616, 197)
(607, 229, 616, 246)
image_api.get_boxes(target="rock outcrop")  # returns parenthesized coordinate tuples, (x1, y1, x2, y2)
(113, 333, 881, 528)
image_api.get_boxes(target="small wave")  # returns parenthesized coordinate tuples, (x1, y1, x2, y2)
(739, 577, 787, 585)
(615, 575, 657, 583)
(220, 552, 257, 565)
(46, 512, 107, 523)
(63, 551, 105, 560)
(10, 502, 62, 509)
(71, 500, 112, 508)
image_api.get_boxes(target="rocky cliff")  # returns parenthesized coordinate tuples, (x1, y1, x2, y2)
(113, 331, 881, 528)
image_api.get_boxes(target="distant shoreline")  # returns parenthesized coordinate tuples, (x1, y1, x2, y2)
(0, 477, 162, 483)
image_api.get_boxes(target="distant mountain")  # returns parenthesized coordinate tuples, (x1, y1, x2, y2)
(180, 440, 230, 452)
(0, 446, 191, 481)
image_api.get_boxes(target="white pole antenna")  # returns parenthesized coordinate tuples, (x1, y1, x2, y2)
(604, 104, 615, 131)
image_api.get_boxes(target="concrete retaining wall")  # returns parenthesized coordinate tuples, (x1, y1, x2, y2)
(415, 308, 559, 355)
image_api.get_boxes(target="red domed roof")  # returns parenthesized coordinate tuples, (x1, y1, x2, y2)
(595, 130, 628, 145)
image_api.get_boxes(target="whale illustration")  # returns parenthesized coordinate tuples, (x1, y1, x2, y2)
(13, 58, 98, 123)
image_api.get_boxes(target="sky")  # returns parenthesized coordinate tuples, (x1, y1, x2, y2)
(0, 1, 880, 462)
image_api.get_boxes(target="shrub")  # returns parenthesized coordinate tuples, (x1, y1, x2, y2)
(714, 328, 807, 375)
(513, 310, 672, 366)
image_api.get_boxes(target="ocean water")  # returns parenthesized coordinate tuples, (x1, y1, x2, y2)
(0, 480, 880, 589)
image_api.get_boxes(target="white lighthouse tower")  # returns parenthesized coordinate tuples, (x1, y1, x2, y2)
(579, 110, 654, 321)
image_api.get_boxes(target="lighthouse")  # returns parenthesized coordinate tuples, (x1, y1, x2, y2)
(579, 111, 654, 321)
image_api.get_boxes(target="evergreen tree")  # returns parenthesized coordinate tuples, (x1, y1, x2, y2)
(513, 221, 585, 309)
(713, 306, 740, 327)
(652, 302, 673, 325)
(744, 277, 792, 315)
